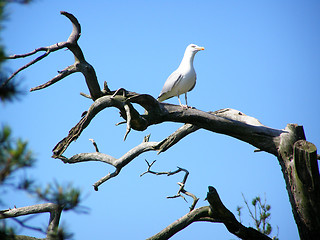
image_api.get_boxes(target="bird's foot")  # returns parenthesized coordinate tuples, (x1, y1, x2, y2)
(180, 104, 192, 109)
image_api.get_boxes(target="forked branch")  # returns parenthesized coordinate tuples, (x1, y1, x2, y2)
(56, 123, 198, 191)
(147, 186, 272, 240)
(0, 203, 62, 239)
(140, 161, 199, 211)
(52, 86, 285, 160)
(4, 11, 102, 100)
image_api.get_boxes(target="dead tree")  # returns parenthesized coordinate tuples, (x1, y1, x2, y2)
(3, 11, 320, 240)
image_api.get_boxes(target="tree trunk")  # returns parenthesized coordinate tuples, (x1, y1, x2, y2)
(278, 124, 320, 239)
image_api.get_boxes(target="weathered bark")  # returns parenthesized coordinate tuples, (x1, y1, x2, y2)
(278, 126, 320, 240)
(52, 92, 283, 158)
(147, 187, 272, 240)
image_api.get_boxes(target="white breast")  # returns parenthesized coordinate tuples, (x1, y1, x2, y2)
(174, 68, 196, 95)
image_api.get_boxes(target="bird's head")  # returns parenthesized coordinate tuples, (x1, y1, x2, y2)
(187, 44, 205, 53)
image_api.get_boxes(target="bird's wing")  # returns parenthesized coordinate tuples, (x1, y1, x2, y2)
(158, 71, 183, 98)
(188, 73, 197, 92)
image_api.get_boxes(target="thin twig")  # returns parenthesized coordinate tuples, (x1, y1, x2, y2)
(89, 139, 99, 152)
(140, 160, 199, 210)
(5, 11, 102, 99)
(111, 88, 127, 98)
(11, 217, 46, 234)
(93, 168, 121, 191)
(123, 104, 131, 141)
(80, 92, 92, 99)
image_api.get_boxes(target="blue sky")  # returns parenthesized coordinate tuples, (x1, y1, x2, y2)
(1, 1, 320, 239)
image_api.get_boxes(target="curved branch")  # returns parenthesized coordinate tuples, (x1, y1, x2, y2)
(53, 91, 284, 159)
(5, 11, 102, 100)
(147, 186, 272, 240)
(147, 206, 212, 240)
(51, 90, 289, 192)
(60, 11, 81, 43)
(56, 123, 198, 190)
(140, 162, 199, 211)
(3, 43, 66, 87)
(0, 203, 62, 238)
(52, 94, 148, 158)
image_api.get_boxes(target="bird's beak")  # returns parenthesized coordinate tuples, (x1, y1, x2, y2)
(196, 46, 205, 51)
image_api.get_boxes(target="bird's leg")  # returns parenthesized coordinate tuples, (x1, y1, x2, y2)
(178, 95, 183, 106)
(178, 94, 188, 109)
(185, 93, 189, 108)
(179, 93, 190, 109)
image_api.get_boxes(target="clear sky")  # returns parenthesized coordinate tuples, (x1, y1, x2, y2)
(1, 1, 320, 239)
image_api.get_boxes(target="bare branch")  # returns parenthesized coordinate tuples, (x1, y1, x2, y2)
(123, 104, 132, 141)
(93, 168, 121, 191)
(11, 217, 46, 234)
(57, 123, 198, 190)
(140, 161, 199, 211)
(52, 91, 285, 160)
(52, 94, 149, 158)
(0, 203, 62, 238)
(30, 64, 77, 92)
(8, 46, 51, 59)
(140, 160, 157, 177)
(147, 186, 272, 240)
(80, 92, 92, 99)
(147, 206, 212, 240)
(5, 11, 102, 100)
(52, 91, 286, 190)
(60, 11, 81, 43)
(3, 43, 67, 87)
(89, 138, 99, 152)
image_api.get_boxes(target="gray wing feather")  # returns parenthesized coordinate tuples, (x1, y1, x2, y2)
(188, 73, 197, 92)
(159, 71, 182, 97)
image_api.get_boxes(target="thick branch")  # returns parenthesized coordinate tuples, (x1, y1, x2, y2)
(50, 90, 292, 193)
(149, 105, 283, 156)
(52, 94, 148, 158)
(53, 91, 284, 159)
(0, 203, 62, 238)
(148, 186, 272, 240)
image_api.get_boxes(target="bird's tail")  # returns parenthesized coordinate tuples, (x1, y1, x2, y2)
(157, 93, 174, 102)
(157, 95, 164, 102)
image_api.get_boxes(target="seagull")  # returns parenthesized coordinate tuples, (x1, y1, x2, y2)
(157, 44, 205, 107)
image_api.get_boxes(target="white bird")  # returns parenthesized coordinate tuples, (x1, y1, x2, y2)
(157, 44, 205, 107)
